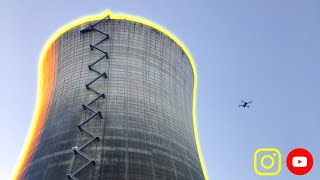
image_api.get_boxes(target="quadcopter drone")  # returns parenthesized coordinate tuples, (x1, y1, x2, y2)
(239, 100, 252, 108)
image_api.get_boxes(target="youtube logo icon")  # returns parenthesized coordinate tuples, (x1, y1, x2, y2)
(286, 148, 313, 175)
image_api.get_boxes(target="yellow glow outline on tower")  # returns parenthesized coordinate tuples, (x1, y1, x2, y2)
(12, 11, 208, 180)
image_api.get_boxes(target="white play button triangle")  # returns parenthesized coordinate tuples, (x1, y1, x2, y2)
(292, 157, 307, 167)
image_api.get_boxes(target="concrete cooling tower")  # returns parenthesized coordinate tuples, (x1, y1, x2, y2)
(14, 12, 207, 180)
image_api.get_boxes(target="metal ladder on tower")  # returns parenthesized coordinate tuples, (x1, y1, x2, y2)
(66, 15, 111, 180)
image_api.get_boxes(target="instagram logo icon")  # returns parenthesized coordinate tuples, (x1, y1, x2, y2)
(254, 148, 282, 176)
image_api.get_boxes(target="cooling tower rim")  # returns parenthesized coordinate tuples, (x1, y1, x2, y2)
(44, 11, 196, 70)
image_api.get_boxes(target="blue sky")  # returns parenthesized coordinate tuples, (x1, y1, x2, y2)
(0, 0, 319, 179)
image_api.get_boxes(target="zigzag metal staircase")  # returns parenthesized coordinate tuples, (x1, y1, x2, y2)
(66, 15, 111, 180)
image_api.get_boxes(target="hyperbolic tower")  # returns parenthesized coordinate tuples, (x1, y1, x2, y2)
(14, 12, 207, 180)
